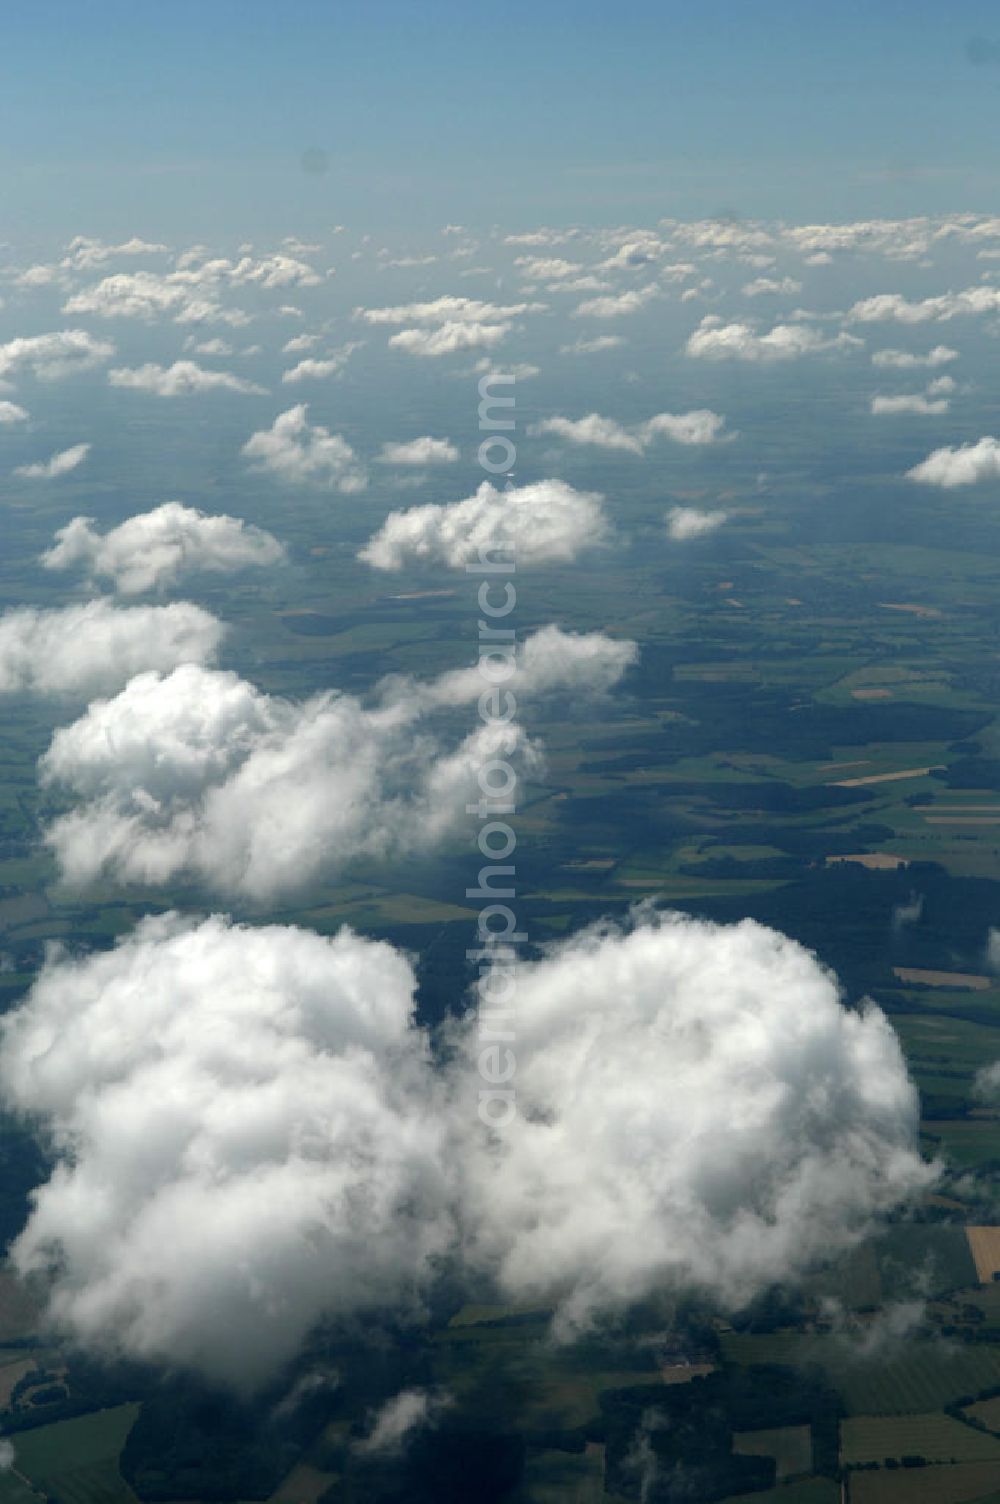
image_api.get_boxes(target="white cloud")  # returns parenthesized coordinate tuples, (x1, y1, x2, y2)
(559, 334, 626, 356)
(870, 393, 949, 416)
(388, 322, 510, 358)
(666, 506, 728, 540)
(242, 405, 367, 491)
(0, 330, 115, 383)
(358, 1390, 450, 1454)
(686, 316, 861, 361)
(532, 409, 728, 454)
(0, 600, 223, 698)
(573, 285, 659, 318)
(907, 436, 1000, 487)
(15, 442, 90, 479)
(741, 275, 803, 297)
(0, 913, 452, 1390)
(848, 286, 1000, 324)
(514, 256, 583, 281)
(39, 627, 631, 898)
(355, 295, 542, 326)
(451, 910, 933, 1334)
(64, 271, 248, 327)
(0, 401, 28, 424)
(282, 333, 320, 355)
(376, 436, 460, 466)
(871, 345, 958, 369)
(359, 478, 608, 570)
(107, 360, 266, 397)
(281, 342, 362, 384)
(42, 502, 285, 595)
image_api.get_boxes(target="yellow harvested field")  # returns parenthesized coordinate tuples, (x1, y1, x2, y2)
(968, 1227, 1000, 1283)
(925, 816, 1000, 826)
(832, 765, 943, 787)
(879, 601, 944, 618)
(850, 1461, 1000, 1504)
(828, 853, 909, 870)
(662, 1362, 714, 1385)
(270, 1462, 336, 1503)
(894, 967, 992, 991)
(965, 1395, 1000, 1432)
(927, 806, 1000, 814)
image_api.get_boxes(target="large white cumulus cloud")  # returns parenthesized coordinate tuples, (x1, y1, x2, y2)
(0, 914, 452, 1390)
(42, 502, 286, 595)
(359, 478, 608, 571)
(39, 627, 633, 898)
(907, 436, 1000, 488)
(451, 911, 933, 1334)
(0, 601, 223, 698)
(0, 907, 930, 1392)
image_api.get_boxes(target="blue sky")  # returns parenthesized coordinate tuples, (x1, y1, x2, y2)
(4, 0, 1000, 240)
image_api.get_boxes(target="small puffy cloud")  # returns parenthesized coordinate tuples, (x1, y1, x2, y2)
(907, 436, 1000, 487)
(573, 285, 658, 318)
(281, 342, 362, 384)
(0, 914, 452, 1390)
(742, 275, 803, 297)
(0, 330, 115, 384)
(15, 442, 90, 479)
(0, 401, 28, 424)
(62, 235, 169, 270)
(598, 237, 667, 271)
(358, 1389, 450, 1454)
(376, 436, 460, 466)
(242, 405, 367, 491)
(450, 910, 932, 1332)
(0, 600, 223, 698)
(359, 478, 608, 571)
(559, 334, 625, 356)
(42, 502, 285, 595)
(64, 271, 249, 327)
(388, 322, 510, 358)
(39, 625, 631, 898)
(686, 315, 861, 361)
(871, 345, 958, 369)
(870, 393, 949, 416)
(282, 333, 320, 355)
(532, 409, 728, 454)
(666, 506, 728, 540)
(848, 286, 1000, 324)
(514, 256, 583, 281)
(355, 295, 541, 326)
(107, 360, 266, 397)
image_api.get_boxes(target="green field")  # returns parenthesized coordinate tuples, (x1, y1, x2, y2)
(9, 1405, 140, 1504)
